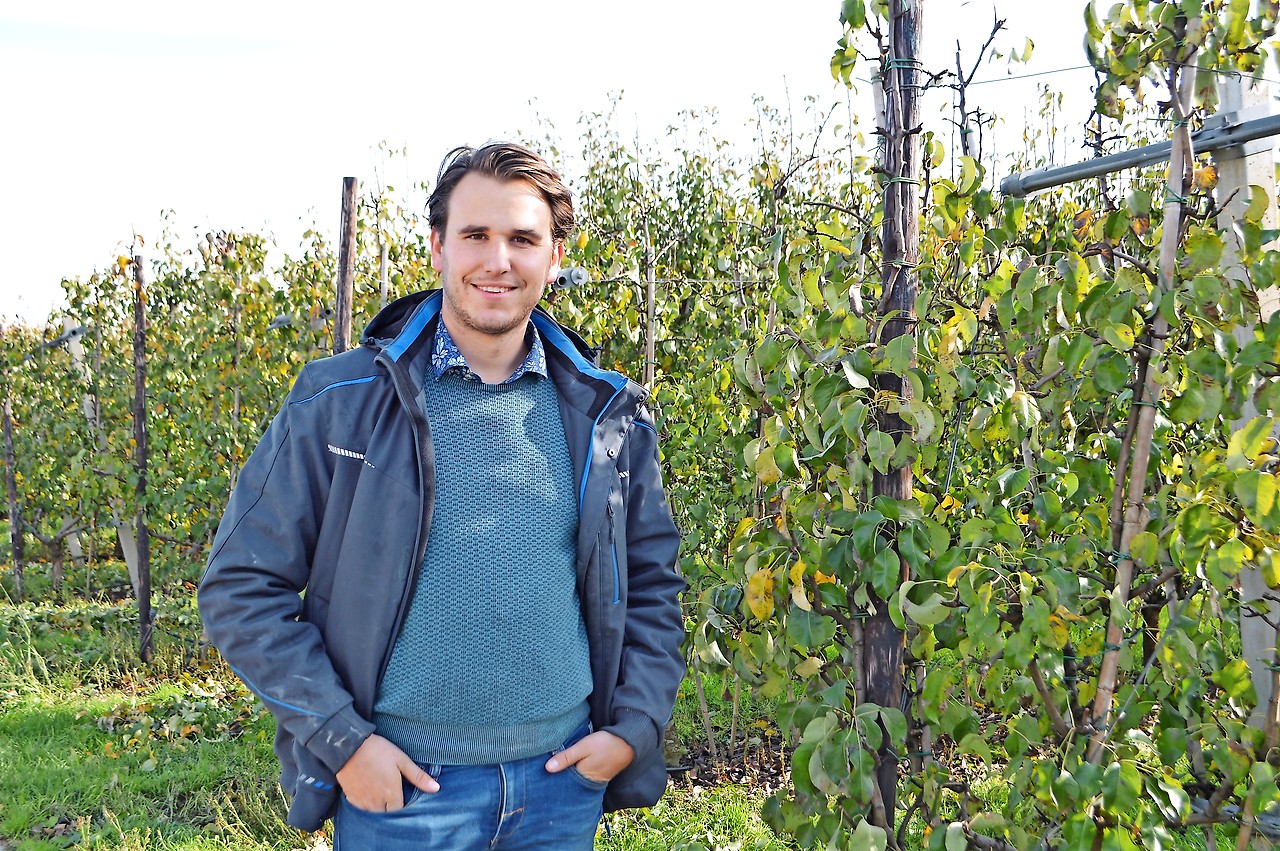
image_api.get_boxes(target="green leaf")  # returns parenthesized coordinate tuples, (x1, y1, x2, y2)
(1101, 324, 1135, 352)
(958, 156, 984, 196)
(879, 707, 908, 746)
(869, 546, 901, 600)
(851, 818, 888, 851)
(1103, 209, 1131, 241)
(1213, 658, 1256, 703)
(867, 430, 895, 474)
(904, 592, 951, 626)
(1093, 352, 1130, 394)
(1228, 417, 1275, 471)
(1064, 334, 1094, 374)
(851, 510, 885, 560)
(1166, 385, 1206, 424)
(958, 732, 992, 764)
(1101, 761, 1142, 814)
(787, 605, 838, 651)
(1235, 471, 1280, 533)
(1129, 531, 1159, 566)
(842, 357, 871, 389)
(1246, 184, 1272, 223)
(1185, 227, 1224, 273)
(791, 742, 818, 797)
(840, 0, 866, 28)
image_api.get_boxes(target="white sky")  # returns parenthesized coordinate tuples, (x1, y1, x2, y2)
(0, 1, 1106, 325)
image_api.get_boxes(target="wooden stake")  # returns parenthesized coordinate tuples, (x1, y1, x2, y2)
(132, 255, 152, 663)
(2, 379, 23, 600)
(335, 177, 358, 355)
(1088, 38, 1199, 762)
(864, 0, 924, 829)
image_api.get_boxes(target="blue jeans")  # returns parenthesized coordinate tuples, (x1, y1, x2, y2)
(333, 720, 606, 850)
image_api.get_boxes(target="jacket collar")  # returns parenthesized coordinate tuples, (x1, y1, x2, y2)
(369, 290, 631, 404)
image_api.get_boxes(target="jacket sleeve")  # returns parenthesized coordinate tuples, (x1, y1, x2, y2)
(605, 404, 686, 761)
(197, 365, 374, 775)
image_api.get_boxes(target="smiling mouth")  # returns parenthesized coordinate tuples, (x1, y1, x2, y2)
(473, 283, 515, 294)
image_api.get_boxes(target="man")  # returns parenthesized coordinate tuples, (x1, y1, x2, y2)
(198, 141, 686, 849)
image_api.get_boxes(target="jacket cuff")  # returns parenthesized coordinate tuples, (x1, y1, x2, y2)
(303, 704, 377, 775)
(604, 708, 659, 761)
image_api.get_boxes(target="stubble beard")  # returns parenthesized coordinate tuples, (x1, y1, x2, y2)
(443, 275, 540, 339)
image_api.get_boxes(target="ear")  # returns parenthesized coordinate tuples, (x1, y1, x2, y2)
(545, 240, 566, 284)
(430, 229, 445, 273)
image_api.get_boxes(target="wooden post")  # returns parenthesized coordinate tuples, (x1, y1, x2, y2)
(643, 218, 657, 389)
(132, 255, 152, 663)
(335, 177, 358, 355)
(379, 239, 390, 310)
(866, 0, 924, 829)
(1088, 39, 1200, 763)
(2, 379, 23, 601)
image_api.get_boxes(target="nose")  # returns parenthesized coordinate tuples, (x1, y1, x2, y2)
(483, 239, 512, 273)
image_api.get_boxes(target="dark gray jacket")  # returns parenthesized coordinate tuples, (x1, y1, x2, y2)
(198, 290, 685, 831)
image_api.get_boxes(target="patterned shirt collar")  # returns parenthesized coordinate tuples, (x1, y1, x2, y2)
(430, 318, 548, 384)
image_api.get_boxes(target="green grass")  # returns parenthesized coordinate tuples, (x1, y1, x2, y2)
(0, 590, 792, 851)
(0, 576, 1248, 851)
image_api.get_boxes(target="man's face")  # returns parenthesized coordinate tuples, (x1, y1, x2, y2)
(430, 172, 563, 344)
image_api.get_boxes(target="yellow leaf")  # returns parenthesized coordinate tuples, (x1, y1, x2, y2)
(746, 568, 775, 621)
(789, 561, 812, 611)
(977, 296, 995, 322)
(947, 561, 983, 587)
(938, 324, 961, 369)
(1072, 209, 1094, 235)
(795, 656, 824, 678)
(575, 231, 589, 250)
(1048, 614, 1069, 649)
(1054, 605, 1086, 622)
(755, 445, 782, 485)
(1193, 165, 1218, 191)
(814, 570, 837, 585)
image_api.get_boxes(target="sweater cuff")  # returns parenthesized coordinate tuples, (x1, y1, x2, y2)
(604, 708, 659, 761)
(304, 704, 377, 775)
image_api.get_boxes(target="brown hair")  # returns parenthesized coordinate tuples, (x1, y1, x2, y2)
(428, 142, 575, 243)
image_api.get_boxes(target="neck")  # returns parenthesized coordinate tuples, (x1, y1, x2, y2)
(442, 316, 529, 384)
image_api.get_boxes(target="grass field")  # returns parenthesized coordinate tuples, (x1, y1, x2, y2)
(0, 572, 1246, 850)
(0, 591, 786, 851)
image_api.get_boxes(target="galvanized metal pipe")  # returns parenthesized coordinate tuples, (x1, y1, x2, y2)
(1000, 112, 1280, 197)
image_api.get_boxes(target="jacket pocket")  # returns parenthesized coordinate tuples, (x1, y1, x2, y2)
(606, 490, 620, 605)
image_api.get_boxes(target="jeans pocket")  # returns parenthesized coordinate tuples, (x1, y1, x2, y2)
(552, 720, 610, 790)
(558, 718, 594, 751)
(567, 765, 610, 790)
(400, 776, 422, 809)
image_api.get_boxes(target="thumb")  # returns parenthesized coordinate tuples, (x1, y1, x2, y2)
(545, 742, 584, 774)
(401, 758, 440, 793)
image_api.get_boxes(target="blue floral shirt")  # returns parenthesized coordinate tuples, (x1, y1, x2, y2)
(430, 319, 549, 385)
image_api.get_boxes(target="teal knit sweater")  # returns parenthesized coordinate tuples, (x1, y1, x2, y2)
(373, 371, 591, 764)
